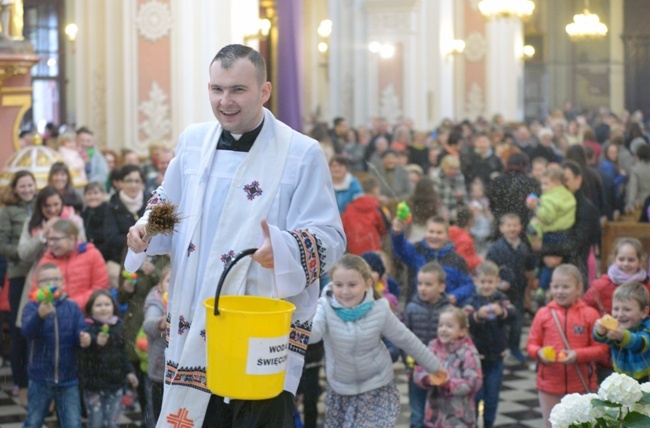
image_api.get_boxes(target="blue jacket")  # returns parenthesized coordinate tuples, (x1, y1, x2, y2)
(391, 232, 475, 305)
(486, 237, 535, 304)
(464, 291, 516, 362)
(22, 295, 86, 386)
(594, 318, 650, 381)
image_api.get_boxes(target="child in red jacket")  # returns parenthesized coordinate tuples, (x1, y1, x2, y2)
(583, 238, 649, 315)
(526, 264, 607, 428)
(448, 206, 482, 274)
(341, 177, 390, 255)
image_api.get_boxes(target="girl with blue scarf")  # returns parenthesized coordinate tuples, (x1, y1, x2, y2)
(311, 254, 445, 428)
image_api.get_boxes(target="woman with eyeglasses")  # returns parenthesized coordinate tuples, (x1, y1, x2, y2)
(15, 185, 85, 407)
(103, 165, 147, 265)
(0, 171, 36, 405)
(104, 164, 153, 425)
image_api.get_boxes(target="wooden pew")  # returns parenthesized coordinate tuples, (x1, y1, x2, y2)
(601, 221, 650, 268)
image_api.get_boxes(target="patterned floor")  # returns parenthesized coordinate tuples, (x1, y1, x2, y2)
(0, 327, 543, 427)
(303, 325, 545, 428)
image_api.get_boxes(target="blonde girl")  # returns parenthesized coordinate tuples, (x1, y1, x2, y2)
(583, 238, 649, 315)
(311, 254, 445, 428)
(527, 264, 607, 427)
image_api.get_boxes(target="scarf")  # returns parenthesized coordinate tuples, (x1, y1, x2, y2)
(608, 264, 648, 286)
(333, 300, 374, 322)
(119, 191, 143, 216)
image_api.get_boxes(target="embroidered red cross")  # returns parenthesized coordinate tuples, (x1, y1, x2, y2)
(167, 407, 194, 428)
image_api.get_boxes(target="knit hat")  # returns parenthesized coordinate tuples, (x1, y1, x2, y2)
(361, 252, 385, 277)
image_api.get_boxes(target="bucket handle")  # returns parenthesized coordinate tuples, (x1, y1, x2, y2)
(213, 248, 257, 316)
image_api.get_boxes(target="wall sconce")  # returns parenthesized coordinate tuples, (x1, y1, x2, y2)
(522, 44, 535, 60)
(448, 39, 466, 56)
(369, 41, 395, 59)
(244, 18, 272, 43)
(65, 23, 78, 42)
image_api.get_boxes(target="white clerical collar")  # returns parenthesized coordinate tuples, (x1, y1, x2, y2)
(230, 117, 264, 141)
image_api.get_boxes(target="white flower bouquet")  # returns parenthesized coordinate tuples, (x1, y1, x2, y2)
(549, 373, 650, 428)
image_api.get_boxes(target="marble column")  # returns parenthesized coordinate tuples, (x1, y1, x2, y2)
(485, 18, 524, 122)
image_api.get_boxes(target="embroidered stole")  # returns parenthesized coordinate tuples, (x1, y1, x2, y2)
(158, 109, 291, 426)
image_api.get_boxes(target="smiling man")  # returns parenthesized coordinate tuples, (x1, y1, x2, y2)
(127, 44, 345, 427)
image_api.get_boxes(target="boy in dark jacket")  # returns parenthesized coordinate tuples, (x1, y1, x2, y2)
(392, 216, 475, 304)
(81, 181, 110, 261)
(486, 213, 536, 362)
(464, 261, 516, 428)
(22, 263, 87, 428)
(403, 261, 452, 428)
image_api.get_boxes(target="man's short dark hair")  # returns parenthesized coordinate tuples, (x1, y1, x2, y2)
(211, 44, 267, 85)
(333, 117, 345, 127)
(562, 160, 583, 178)
(448, 130, 463, 146)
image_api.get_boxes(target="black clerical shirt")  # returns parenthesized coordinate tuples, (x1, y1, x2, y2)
(216, 120, 264, 153)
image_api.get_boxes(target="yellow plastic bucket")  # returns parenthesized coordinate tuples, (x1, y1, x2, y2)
(203, 249, 296, 400)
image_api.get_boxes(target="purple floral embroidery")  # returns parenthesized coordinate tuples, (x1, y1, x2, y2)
(243, 180, 263, 201)
(178, 315, 191, 335)
(220, 250, 236, 267)
(187, 242, 196, 257)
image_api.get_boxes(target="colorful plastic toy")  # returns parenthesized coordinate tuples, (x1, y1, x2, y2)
(101, 324, 110, 335)
(162, 291, 168, 308)
(541, 346, 556, 362)
(396, 201, 412, 223)
(31, 285, 60, 303)
(526, 193, 538, 206)
(122, 270, 138, 286)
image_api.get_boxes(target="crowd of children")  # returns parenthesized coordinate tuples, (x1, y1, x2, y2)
(3, 109, 650, 428)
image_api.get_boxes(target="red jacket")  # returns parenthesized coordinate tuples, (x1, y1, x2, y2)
(582, 274, 650, 315)
(448, 226, 482, 273)
(31, 242, 109, 312)
(526, 299, 607, 395)
(341, 196, 388, 255)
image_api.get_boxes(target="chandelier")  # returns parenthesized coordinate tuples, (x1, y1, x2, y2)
(478, 0, 535, 20)
(565, 1, 607, 41)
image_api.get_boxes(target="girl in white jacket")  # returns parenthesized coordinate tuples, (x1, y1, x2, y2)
(311, 254, 446, 428)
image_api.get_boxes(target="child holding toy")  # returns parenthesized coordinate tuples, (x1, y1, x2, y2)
(392, 215, 475, 305)
(413, 306, 483, 427)
(79, 290, 138, 428)
(464, 261, 516, 428)
(526, 264, 607, 427)
(526, 166, 576, 293)
(311, 254, 445, 428)
(21, 263, 87, 428)
(594, 282, 650, 381)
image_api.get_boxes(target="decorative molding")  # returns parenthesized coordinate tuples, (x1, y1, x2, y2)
(139, 81, 172, 146)
(136, 0, 172, 42)
(465, 82, 484, 119)
(379, 83, 402, 125)
(367, 12, 413, 33)
(464, 31, 487, 63)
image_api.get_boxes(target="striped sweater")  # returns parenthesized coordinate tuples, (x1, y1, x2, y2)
(594, 317, 650, 381)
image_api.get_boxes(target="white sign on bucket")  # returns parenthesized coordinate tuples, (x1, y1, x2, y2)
(246, 335, 290, 375)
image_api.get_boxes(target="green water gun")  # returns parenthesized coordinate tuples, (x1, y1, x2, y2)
(396, 201, 412, 223)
